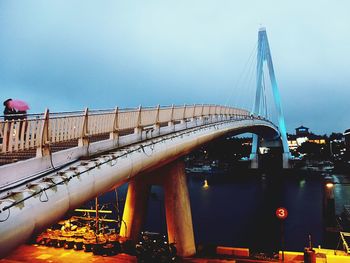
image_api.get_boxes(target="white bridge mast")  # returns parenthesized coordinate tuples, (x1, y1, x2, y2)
(250, 27, 291, 168)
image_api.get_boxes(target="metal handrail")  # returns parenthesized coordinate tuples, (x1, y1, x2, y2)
(0, 104, 251, 156)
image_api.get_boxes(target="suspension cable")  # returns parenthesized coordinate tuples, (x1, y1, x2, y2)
(225, 41, 258, 108)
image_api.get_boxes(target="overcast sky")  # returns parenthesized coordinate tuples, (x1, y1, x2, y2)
(0, 1, 349, 134)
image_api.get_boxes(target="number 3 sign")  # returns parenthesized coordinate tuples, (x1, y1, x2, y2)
(276, 207, 288, 220)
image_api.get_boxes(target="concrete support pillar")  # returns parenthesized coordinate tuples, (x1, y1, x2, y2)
(163, 160, 196, 257)
(120, 177, 151, 241)
(250, 153, 259, 169)
(120, 159, 196, 257)
(250, 134, 259, 169)
(282, 153, 291, 169)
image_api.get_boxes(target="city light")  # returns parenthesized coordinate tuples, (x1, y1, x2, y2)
(203, 179, 209, 189)
(326, 182, 334, 189)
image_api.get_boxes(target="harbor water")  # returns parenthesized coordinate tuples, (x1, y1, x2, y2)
(99, 168, 350, 253)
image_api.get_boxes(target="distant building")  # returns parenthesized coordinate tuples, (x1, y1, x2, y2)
(344, 129, 350, 151)
(288, 126, 326, 150)
(344, 129, 350, 161)
(295, 126, 309, 137)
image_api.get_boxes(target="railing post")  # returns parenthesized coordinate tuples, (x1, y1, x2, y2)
(167, 104, 175, 132)
(7, 121, 15, 153)
(219, 106, 223, 121)
(200, 104, 204, 124)
(209, 105, 213, 123)
(138, 105, 142, 127)
(168, 104, 174, 126)
(134, 105, 142, 136)
(78, 108, 90, 147)
(191, 104, 196, 123)
(154, 104, 160, 135)
(2, 121, 9, 153)
(36, 109, 51, 157)
(181, 104, 186, 125)
(110, 107, 119, 142)
(155, 104, 160, 124)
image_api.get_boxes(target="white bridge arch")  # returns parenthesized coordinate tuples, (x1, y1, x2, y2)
(0, 104, 279, 256)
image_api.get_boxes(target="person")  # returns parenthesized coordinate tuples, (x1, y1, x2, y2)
(16, 110, 27, 120)
(3, 98, 17, 121)
(2, 99, 28, 150)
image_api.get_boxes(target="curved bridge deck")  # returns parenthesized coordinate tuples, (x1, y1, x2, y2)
(0, 104, 278, 189)
(0, 104, 280, 257)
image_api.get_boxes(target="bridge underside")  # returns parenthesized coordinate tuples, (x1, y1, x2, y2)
(0, 118, 279, 257)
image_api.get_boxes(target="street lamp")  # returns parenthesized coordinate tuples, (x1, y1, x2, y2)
(326, 182, 334, 189)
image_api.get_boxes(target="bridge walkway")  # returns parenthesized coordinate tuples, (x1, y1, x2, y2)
(0, 105, 248, 169)
(0, 134, 110, 166)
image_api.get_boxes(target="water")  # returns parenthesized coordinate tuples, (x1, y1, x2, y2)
(332, 174, 350, 213)
(99, 169, 349, 253)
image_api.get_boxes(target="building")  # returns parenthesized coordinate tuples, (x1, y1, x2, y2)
(344, 129, 350, 151)
(343, 129, 350, 161)
(295, 126, 309, 137)
(288, 126, 326, 150)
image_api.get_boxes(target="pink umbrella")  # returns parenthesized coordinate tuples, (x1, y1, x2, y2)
(8, 99, 30, 111)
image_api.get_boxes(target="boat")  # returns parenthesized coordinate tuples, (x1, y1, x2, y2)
(185, 160, 230, 175)
(185, 165, 212, 174)
(299, 160, 335, 173)
(34, 197, 123, 256)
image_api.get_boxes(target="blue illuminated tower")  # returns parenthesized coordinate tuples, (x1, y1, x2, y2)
(250, 27, 291, 168)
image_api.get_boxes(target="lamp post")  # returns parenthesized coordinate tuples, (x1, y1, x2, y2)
(276, 207, 288, 262)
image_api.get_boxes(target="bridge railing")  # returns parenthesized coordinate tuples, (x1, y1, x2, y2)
(0, 104, 250, 156)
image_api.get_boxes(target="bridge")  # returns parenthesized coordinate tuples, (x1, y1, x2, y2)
(0, 28, 290, 258)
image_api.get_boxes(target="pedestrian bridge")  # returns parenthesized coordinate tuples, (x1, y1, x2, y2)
(0, 104, 279, 188)
(0, 28, 291, 257)
(0, 104, 279, 256)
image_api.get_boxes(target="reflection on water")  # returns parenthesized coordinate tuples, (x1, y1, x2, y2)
(144, 170, 327, 253)
(332, 175, 350, 214)
(188, 172, 324, 252)
(101, 169, 350, 253)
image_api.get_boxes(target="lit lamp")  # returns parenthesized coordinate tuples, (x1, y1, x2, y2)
(326, 182, 334, 188)
(203, 179, 209, 189)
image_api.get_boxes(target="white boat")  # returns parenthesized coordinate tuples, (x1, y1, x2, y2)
(185, 165, 212, 174)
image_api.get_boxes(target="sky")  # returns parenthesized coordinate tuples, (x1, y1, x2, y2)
(0, 0, 349, 134)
